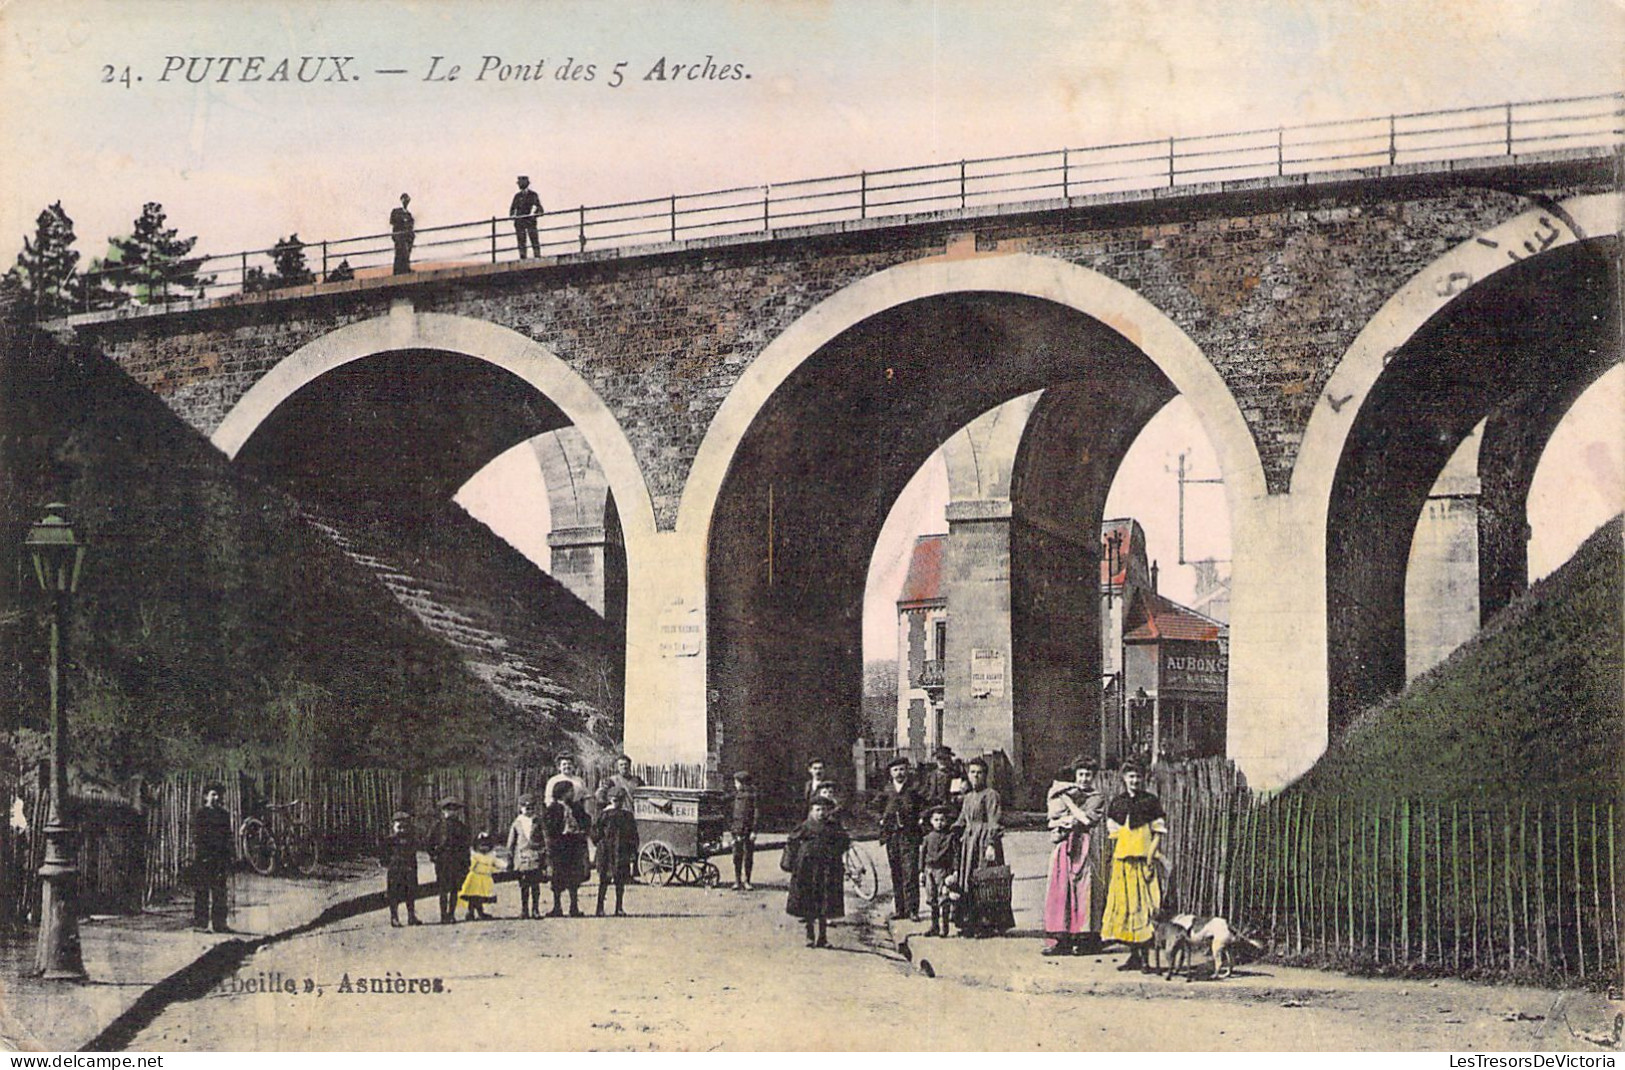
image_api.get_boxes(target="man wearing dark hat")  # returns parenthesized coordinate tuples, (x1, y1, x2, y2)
(510, 175, 543, 259)
(190, 782, 234, 933)
(428, 797, 470, 923)
(922, 746, 962, 811)
(389, 193, 414, 274)
(382, 811, 422, 927)
(876, 757, 926, 920)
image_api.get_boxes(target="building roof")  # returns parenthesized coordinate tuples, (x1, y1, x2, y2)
(1123, 589, 1228, 643)
(898, 533, 947, 608)
(1099, 517, 1147, 587)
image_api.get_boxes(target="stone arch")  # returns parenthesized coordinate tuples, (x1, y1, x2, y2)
(679, 253, 1267, 543)
(1293, 192, 1622, 507)
(210, 306, 657, 541)
(1302, 193, 1620, 733)
(683, 254, 1268, 792)
(532, 426, 625, 622)
(941, 391, 1042, 502)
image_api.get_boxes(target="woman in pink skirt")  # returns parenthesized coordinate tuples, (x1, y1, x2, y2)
(1042, 756, 1105, 956)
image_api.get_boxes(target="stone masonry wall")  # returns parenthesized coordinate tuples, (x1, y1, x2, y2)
(75, 160, 1615, 528)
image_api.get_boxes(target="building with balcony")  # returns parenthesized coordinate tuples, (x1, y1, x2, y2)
(895, 534, 948, 756)
(897, 518, 1229, 770)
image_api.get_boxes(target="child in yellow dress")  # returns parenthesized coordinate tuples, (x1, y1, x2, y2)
(459, 832, 505, 920)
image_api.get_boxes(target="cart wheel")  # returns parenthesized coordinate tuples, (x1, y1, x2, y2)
(239, 819, 276, 876)
(286, 824, 320, 876)
(700, 862, 721, 888)
(673, 860, 700, 886)
(638, 841, 676, 886)
(844, 844, 879, 901)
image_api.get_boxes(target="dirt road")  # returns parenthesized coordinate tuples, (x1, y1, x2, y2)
(125, 856, 1619, 1051)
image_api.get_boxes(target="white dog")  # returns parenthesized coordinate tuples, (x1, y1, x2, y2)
(1168, 913, 1237, 979)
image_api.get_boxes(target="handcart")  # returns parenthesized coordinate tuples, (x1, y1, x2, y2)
(632, 786, 729, 886)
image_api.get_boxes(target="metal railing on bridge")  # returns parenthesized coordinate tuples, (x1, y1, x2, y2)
(71, 92, 1624, 313)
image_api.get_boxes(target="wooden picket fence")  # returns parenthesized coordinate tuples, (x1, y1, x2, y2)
(1144, 777, 1622, 982)
(7, 755, 1616, 982)
(140, 762, 712, 904)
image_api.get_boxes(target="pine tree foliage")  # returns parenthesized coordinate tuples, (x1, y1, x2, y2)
(6, 202, 80, 318)
(271, 233, 314, 286)
(101, 202, 215, 304)
(244, 233, 316, 293)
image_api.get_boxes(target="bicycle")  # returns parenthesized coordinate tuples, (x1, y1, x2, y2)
(842, 842, 878, 901)
(238, 800, 320, 876)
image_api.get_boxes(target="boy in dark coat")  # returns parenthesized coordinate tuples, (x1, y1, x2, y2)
(382, 811, 422, 927)
(592, 786, 637, 916)
(728, 770, 759, 890)
(544, 780, 591, 917)
(919, 805, 960, 937)
(428, 798, 470, 924)
(785, 796, 850, 948)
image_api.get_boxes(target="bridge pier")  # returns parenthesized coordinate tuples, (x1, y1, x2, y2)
(1405, 426, 1482, 682)
(1226, 491, 1329, 789)
(937, 396, 1032, 778)
(621, 530, 712, 773)
(941, 499, 1016, 760)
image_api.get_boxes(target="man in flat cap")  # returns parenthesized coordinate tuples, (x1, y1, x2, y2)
(389, 193, 414, 274)
(190, 781, 234, 933)
(510, 175, 543, 259)
(381, 810, 422, 927)
(876, 756, 926, 920)
(922, 745, 963, 811)
(428, 797, 470, 923)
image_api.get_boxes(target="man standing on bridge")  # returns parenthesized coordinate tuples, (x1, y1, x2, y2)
(390, 193, 415, 274)
(510, 175, 543, 259)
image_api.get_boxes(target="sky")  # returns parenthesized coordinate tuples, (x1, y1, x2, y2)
(3, 0, 1621, 659)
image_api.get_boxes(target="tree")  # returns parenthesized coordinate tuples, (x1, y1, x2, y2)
(270, 234, 314, 287)
(6, 202, 80, 318)
(242, 234, 316, 294)
(102, 202, 214, 304)
(325, 258, 354, 283)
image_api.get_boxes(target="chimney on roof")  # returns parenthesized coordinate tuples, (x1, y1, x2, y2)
(1150, 559, 1159, 594)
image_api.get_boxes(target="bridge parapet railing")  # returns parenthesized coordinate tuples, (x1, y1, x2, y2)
(67, 92, 1622, 314)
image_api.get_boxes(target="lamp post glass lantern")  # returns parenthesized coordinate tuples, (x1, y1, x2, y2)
(24, 503, 87, 981)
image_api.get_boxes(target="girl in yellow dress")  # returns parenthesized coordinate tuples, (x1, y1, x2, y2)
(458, 832, 505, 920)
(1100, 763, 1167, 970)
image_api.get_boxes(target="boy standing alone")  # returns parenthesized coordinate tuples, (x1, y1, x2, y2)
(429, 798, 469, 924)
(919, 806, 959, 937)
(728, 771, 759, 890)
(382, 811, 422, 927)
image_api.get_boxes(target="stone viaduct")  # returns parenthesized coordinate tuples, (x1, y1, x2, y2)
(61, 148, 1622, 795)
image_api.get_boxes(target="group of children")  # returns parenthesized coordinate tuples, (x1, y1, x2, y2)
(783, 753, 996, 949)
(380, 755, 645, 926)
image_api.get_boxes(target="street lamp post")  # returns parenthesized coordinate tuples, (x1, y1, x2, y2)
(24, 503, 87, 981)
